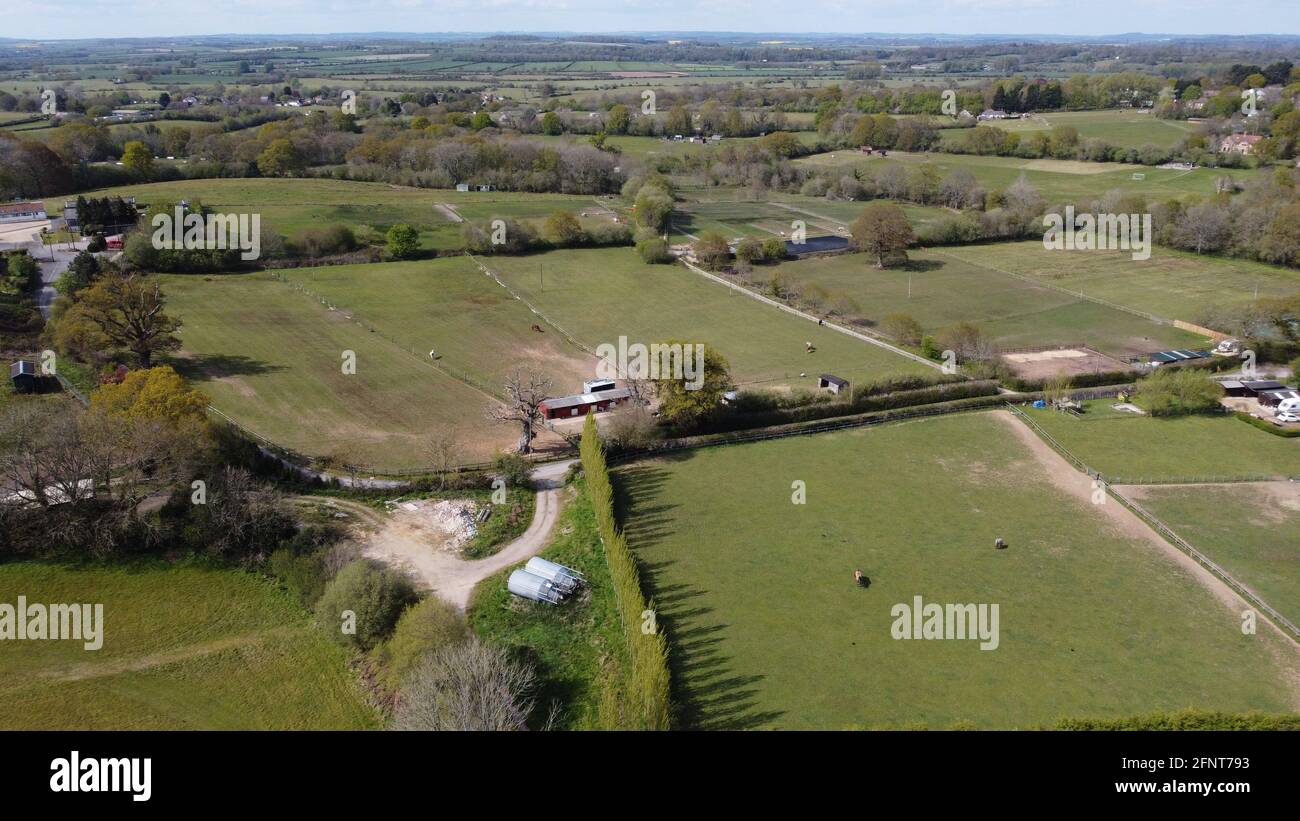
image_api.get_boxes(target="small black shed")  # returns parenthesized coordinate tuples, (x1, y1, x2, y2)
(10, 360, 37, 394)
(819, 373, 850, 395)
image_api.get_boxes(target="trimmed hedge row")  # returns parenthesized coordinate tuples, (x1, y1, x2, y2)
(1002, 369, 1136, 393)
(1054, 709, 1300, 731)
(1235, 411, 1300, 438)
(692, 380, 1002, 435)
(580, 413, 672, 730)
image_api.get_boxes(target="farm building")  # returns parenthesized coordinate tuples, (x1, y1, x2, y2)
(0, 202, 47, 224)
(1219, 134, 1263, 155)
(10, 360, 37, 393)
(539, 387, 632, 420)
(1240, 380, 1288, 397)
(977, 109, 1008, 121)
(1147, 349, 1211, 365)
(1257, 388, 1300, 409)
(1219, 379, 1247, 397)
(818, 374, 850, 395)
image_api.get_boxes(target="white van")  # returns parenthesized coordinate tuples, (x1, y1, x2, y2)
(1276, 396, 1300, 422)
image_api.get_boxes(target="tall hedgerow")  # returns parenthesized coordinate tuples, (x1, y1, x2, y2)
(580, 413, 672, 729)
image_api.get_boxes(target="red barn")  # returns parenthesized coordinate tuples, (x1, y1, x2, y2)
(540, 388, 632, 420)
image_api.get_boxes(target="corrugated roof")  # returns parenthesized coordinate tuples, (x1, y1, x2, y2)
(542, 388, 632, 410)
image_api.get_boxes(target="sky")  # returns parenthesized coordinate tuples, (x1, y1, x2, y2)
(4, 0, 1298, 41)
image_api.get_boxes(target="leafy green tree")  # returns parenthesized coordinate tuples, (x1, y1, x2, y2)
(692, 231, 731, 270)
(540, 111, 563, 135)
(761, 236, 787, 262)
(605, 103, 630, 134)
(881, 313, 923, 346)
(636, 237, 670, 264)
(470, 111, 493, 130)
(1134, 368, 1224, 416)
(849, 202, 914, 268)
(56, 250, 100, 296)
(653, 343, 731, 430)
(120, 140, 154, 177)
(315, 559, 420, 652)
(386, 224, 420, 260)
(542, 210, 585, 247)
(256, 138, 304, 177)
(735, 236, 764, 264)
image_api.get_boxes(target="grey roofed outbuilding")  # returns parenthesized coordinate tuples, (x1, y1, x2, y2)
(1241, 380, 1287, 393)
(819, 374, 849, 388)
(11, 360, 36, 377)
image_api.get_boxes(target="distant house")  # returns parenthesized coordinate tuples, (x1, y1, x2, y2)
(539, 388, 632, 420)
(455, 183, 470, 192)
(1220, 134, 1263, 155)
(977, 109, 1008, 121)
(818, 374, 850, 395)
(0, 201, 47, 224)
(10, 360, 37, 393)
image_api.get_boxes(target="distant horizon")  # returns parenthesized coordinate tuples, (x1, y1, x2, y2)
(6, 30, 1300, 43)
(4, 0, 1298, 42)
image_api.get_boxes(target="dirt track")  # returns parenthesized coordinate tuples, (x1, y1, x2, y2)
(993, 410, 1299, 653)
(358, 459, 574, 609)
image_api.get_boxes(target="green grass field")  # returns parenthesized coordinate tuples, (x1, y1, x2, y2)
(1023, 401, 1300, 482)
(939, 241, 1300, 324)
(615, 412, 1299, 729)
(938, 110, 1199, 151)
(0, 561, 378, 729)
(161, 270, 513, 469)
(770, 248, 1205, 357)
(794, 149, 1261, 203)
(285, 256, 595, 396)
(481, 246, 933, 388)
(1121, 483, 1300, 628)
(50, 178, 607, 253)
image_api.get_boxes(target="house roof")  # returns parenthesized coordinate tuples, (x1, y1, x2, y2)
(11, 360, 36, 377)
(0, 202, 45, 217)
(819, 374, 849, 387)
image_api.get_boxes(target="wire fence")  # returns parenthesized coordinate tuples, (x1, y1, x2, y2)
(930, 249, 1172, 326)
(1006, 403, 1300, 642)
(266, 270, 503, 400)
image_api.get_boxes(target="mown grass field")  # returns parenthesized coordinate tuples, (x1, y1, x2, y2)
(48, 178, 608, 253)
(0, 561, 379, 729)
(286, 256, 594, 398)
(794, 149, 1261, 203)
(1121, 482, 1300, 629)
(482, 246, 934, 388)
(939, 241, 1300, 323)
(161, 270, 514, 469)
(1023, 401, 1300, 481)
(938, 110, 1199, 151)
(668, 195, 949, 244)
(615, 412, 1300, 729)
(770, 248, 1205, 357)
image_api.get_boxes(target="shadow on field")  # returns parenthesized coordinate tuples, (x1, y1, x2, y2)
(615, 459, 785, 730)
(175, 353, 285, 381)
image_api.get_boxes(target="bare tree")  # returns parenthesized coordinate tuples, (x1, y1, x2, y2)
(485, 370, 552, 454)
(422, 430, 462, 489)
(391, 639, 541, 731)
